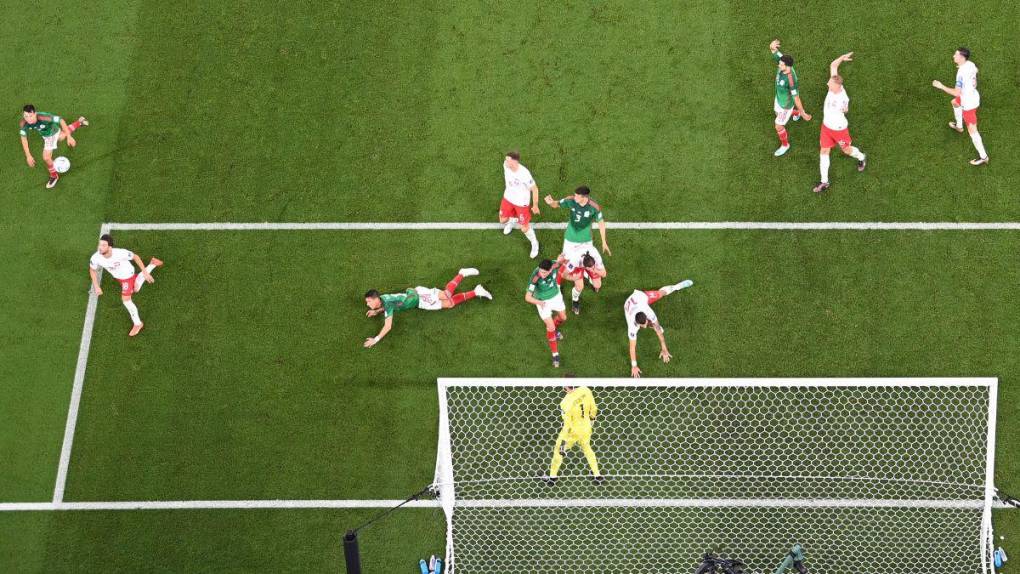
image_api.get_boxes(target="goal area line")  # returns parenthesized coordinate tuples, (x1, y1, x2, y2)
(105, 221, 1020, 231)
(3, 498, 1012, 513)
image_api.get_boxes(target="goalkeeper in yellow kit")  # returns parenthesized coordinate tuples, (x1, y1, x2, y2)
(543, 385, 605, 485)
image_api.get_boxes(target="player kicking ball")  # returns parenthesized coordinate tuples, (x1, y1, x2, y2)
(932, 47, 988, 166)
(19, 104, 88, 189)
(560, 251, 606, 315)
(363, 268, 492, 348)
(813, 53, 867, 194)
(626, 280, 693, 378)
(88, 234, 163, 337)
(543, 384, 603, 485)
(769, 39, 812, 156)
(499, 151, 541, 258)
(525, 259, 567, 368)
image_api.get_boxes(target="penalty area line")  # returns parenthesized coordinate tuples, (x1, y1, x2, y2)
(104, 221, 1020, 231)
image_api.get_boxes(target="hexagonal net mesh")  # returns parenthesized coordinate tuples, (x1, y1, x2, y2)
(433, 379, 997, 574)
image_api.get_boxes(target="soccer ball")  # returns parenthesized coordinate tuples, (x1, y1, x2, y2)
(53, 156, 71, 174)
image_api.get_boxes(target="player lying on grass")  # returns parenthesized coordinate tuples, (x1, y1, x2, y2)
(932, 47, 988, 166)
(813, 52, 867, 194)
(363, 268, 492, 348)
(543, 385, 604, 485)
(89, 234, 163, 337)
(560, 251, 606, 315)
(525, 259, 568, 368)
(499, 151, 541, 258)
(19, 104, 87, 189)
(769, 39, 812, 157)
(625, 280, 693, 377)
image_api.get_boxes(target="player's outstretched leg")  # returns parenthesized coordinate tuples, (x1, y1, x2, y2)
(122, 296, 144, 337)
(659, 280, 693, 296)
(68, 116, 88, 134)
(967, 123, 989, 166)
(502, 217, 517, 235)
(133, 258, 164, 293)
(814, 149, 831, 193)
(543, 317, 561, 368)
(950, 101, 964, 132)
(520, 222, 539, 259)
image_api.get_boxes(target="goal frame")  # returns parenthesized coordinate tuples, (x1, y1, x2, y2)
(434, 377, 998, 574)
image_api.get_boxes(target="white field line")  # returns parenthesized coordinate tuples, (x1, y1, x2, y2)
(52, 223, 109, 503)
(439, 377, 996, 389)
(1, 499, 1014, 512)
(105, 221, 1020, 231)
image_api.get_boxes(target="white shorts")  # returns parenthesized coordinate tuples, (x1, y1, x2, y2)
(774, 99, 794, 126)
(536, 292, 566, 320)
(43, 131, 62, 151)
(415, 287, 444, 311)
(562, 240, 604, 268)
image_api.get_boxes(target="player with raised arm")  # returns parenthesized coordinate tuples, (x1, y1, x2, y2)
(813, 53, 867, 194)
(19, 104, 88, 189)
(543, 185, 610, 264)
(561, 251, 606, 315)
(499, 151, 541, 258)
(525, 258, 567, 368)
(625, 280, 693, 378)
(543, 384, 604, 485)
(932, 47, 988, 165)
(769, 39, 812, 157)
(363, 268, 492, 348)
(88, 234, 163, 337)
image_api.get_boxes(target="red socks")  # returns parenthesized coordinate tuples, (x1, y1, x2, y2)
(778, 128, 789, 146)
(48, 165, 57, 178)
(445, 274, 463, 294)
(791, 110, 801, 120)
(449, 291, 476, 307)
(644, 290, 664, 304)
(553, 316, 565, 328)
(546, 330, 558, 354)
(69, 120, 82, 133)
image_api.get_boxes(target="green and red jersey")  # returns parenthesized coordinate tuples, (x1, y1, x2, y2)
(527, 264, 563, 301)
(772, 52, 799, 110)
(558, 198, 604, 243)
(380, 288, 419, 317)
(19, 113, 62, 138)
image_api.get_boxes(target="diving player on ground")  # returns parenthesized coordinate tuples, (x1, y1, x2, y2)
(543, 384, 604, 485)
(625, 280, 693, 377)
(363, 268, 492, 348)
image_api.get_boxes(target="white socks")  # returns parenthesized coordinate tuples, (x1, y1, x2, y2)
(953, 106, 964, 127)
(523, 227, 538, 248)
(571, 287, 581, 302)
(123, 299, 142, 325)
(661, 284, 676, 295)
(849, 147, 865, 161)
(819, 154, 831, 183)
(133, 263, 157, 292)
(970, 131, 988, 159)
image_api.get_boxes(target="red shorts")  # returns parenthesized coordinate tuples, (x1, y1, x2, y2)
(644, 290, 663, 304)
(952, 97, 978, 125)
(820, 124, 852, 149)
(117, 275, 136, 296)
(499, 198, 531, 225)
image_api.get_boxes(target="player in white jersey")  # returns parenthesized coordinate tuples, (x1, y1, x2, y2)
(88, 234, 163, 337)
(813, 53, 867, 194)
(932, 47, 988, 165)
(624, 279, 693, 378)
(498, 151, 541, 258)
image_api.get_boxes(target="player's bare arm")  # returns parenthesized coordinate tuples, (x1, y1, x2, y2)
(88, 266, 103, 296)
(769, 39, 781, 54)
(364, 315, 392, 348)
(525, 291, 545, 307)
(793, 95, 811, 121)
(654, 323, 672, 363)
(60, 118, 76, 148)
(629, 339, 641, 378)
(830, 52, 853, 77)
(932, 79, 961, 97)
(530, 183, 541, 214)
(543, 195, 561, 208)
(598, 220, 611, 256)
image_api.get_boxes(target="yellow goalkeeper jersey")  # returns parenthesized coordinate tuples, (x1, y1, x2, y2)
(560, 386, 598, 432)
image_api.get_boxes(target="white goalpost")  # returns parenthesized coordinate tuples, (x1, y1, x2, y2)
(433, 378, 998, 574)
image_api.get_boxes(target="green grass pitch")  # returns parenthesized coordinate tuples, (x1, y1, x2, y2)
(1, 1, 1019, 572)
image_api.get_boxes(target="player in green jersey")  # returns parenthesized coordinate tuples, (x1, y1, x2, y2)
(769, 40, 811, 157)
(525, 259, 567, 367)
(19, 104, 88, 188)
(544, 185, 610, 313)
(363, 267, 492, 348)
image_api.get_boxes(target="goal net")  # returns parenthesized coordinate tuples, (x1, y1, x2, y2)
(433, 378, 997, 574)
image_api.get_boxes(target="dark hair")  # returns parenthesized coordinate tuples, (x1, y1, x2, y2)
(957, 47, 971, 60)
(539, 259, 553, 271)
(634, 312, 648, 325)
(364, 289, 380, 299)
(582, 253, 596, 268)
(575, 185, 591, 196)
(23, 104, 35, 113)
(99, 233, 114, 246)
(779, 54, 794, 67)
(505, 151, 520, 161)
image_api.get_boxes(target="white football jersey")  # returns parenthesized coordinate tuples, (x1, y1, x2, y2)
(90, 248, 136, 280)
(956, 61, 980, 110)
(624, 290, 658, 341)
(503, 163, 535, 207)
(823, 88, 850, 131)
